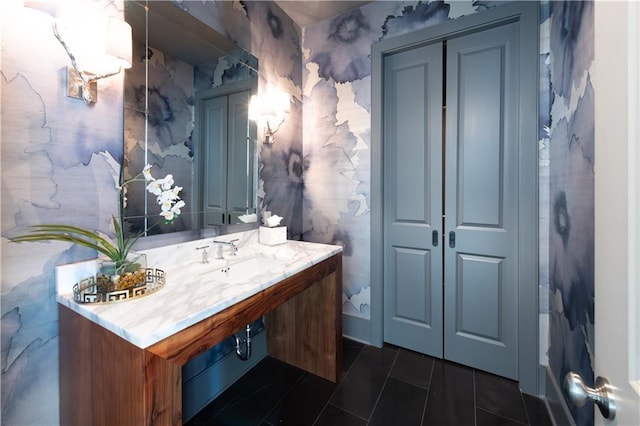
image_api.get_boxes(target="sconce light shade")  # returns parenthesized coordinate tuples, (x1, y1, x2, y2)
(24, 1, 132, 103)
(23, 0, 59, 18)
(249, 89, 290, 144)
(51, 15, 132, 104)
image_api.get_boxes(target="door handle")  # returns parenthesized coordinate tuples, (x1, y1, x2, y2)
(432, 230, 439, 247)
(564, 372, 616, 420)
(449, 231, 456, 248)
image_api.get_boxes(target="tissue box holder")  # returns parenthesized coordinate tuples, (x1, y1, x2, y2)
(260, 226, 287, 245)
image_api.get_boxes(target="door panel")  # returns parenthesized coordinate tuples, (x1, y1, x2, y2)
(444, 22, 519, 379)
(456, 253, 505, 343)
(203, 96, 228, 226)
(456, 44, 505, 227)
(383, 43, 443, 357)
(227, 90, 252, 223)
(393, 248, 432, 323)
(202, 90, 252, 226)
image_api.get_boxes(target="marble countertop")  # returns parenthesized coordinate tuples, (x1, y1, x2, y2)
(56, 230, 342, 349)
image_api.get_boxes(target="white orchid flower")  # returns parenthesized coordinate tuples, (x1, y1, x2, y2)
(157, 189, 178, 205)
(146, 180, 163, 196)
(142, 164, 154, 181)
(135, 165, 184, 223)
(159, 174, 174, 190)
(122, 186, 128, 208)
(171, 200, 186, 215)
(160, 210, 175, 222)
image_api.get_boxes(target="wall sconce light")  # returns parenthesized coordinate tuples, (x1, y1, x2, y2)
(248, 89, 290, 144)
(23, 2, 131, 103)
(52, 15, 132, 104)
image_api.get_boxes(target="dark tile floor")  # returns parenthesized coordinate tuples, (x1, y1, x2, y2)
(186, 339, 553, 426)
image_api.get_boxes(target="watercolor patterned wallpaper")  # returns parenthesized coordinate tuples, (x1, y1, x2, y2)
(547, 2, 595, 425)
(301, 0, 495, 321)
(1, 0, 301, 423)
(1, 0, 594, 424)
(302, 4, 592, 426)
(2, 1, 127, 423)
(300, 0, 556, 332)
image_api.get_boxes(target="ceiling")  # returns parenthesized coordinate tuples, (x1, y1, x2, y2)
(125, 1, 373, 66)
(274, 0, 373, 27)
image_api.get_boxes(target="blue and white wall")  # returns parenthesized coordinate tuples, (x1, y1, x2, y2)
(300, 0, 560, 351)
(301, 0, 504, 333)
(547, 2, 595, 425)
(1, 0, 596, 424)
(1, 0, 301, 424)
(302, 5, 593, 425)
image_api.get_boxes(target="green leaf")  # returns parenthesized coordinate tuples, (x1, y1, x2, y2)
(12, 223, 122, 262)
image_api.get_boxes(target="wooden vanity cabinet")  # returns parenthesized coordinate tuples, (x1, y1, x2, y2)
(59, 254, 342, 426)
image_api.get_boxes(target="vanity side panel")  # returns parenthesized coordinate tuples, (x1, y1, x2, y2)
(90, 315, 146, 425)
(59, 305, 182, 426)
(59, 305, 94, 426)
(144, 352, 183, 425)
(266, 254, 343, 382)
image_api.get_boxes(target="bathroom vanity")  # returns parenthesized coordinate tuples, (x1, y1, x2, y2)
(56, 232, 342, 425)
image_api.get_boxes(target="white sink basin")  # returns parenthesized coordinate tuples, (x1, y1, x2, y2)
(197, 254, 286, 284)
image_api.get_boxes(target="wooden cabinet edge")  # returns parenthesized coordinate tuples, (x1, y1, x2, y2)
(147, 254, 342, 366)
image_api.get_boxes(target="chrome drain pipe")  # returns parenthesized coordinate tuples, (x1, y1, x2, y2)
(234, 324, 252, 361)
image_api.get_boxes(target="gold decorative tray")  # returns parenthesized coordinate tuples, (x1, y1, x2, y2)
(73, 268, 166, 304)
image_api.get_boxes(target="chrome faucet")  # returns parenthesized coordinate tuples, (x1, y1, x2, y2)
(213, 239, 239, 259)
(196, 245, 210, 264)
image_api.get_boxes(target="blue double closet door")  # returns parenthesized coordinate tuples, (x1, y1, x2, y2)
(382, 21, 524, 379)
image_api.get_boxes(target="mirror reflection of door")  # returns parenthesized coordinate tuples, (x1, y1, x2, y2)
(199, 82, 256, 227)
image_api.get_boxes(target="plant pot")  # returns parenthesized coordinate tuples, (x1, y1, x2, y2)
(95, 253, 147, 295)
(72, 256, 165, 305)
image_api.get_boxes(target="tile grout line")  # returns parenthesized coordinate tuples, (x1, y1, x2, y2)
(476, 407, 530, 426)
(260, 366, 307, 425)
(473, 368, 478, 426)
(364, 348, 399, 425)
(419, 357, 436, 425)
(520, 391, 532, 425)
(312, 342, 366, 425)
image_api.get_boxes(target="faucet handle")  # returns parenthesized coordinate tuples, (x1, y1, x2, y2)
(213, 239, 240, 258)
(196, 245, 210, 264)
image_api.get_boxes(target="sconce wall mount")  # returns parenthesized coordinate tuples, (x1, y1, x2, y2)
(52, 16, 132, 104)
(249, 89, 290, 144)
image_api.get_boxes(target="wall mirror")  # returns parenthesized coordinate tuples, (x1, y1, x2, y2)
(123, 0, 259, 240)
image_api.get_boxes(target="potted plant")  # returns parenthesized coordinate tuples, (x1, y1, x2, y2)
(12, 164, 184, 298)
